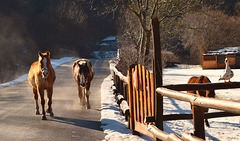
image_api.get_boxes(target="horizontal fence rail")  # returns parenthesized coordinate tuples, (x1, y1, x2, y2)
(145, 112, 240, 122)
(164, 82, 240, 91)
(157, 87, 240, 114)
(112, 67, 128, 84)
(147, 124, 182, 141)
(148, 124, 204, 141)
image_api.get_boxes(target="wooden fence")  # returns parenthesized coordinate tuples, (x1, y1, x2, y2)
(128, 64, 155, 137)
(111, 17, 240, 141)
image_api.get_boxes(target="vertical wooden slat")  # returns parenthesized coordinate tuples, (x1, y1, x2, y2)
(113, 72, 116, 90)
(128, 70, 134, 130)
(124, 83, 128, 102)
(192, 106, 205, 140)
(120, 80, 123, 95)
(132, 68, 137, 122)
(116, 75, 119, 92)
(135, 65, 140, 122)
(150, 73, 154, 116)
(146, 71, 152, 116)
(118, 76, 121, 93)
(142, 66, 148, 118)
(138, 65, 144, 123)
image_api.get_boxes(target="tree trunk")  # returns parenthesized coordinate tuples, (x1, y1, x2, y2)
(144, 30, 151, 58)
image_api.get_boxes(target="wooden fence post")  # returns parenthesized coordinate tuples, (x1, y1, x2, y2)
(192, 106, 205, 139)
(152, 17, 163, 141)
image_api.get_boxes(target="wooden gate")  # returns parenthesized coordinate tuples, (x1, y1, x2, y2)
(127, 64, 155, 137)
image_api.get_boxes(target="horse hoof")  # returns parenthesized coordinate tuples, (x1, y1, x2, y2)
(36, 110, 40, 115)
(50, 113, 54, 117)
(41, 115, 47, 120)
(86, 106, 91, 109)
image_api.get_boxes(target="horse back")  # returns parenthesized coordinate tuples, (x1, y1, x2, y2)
(28, 61, 39, 88)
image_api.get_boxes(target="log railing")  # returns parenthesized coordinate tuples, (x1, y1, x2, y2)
(112, 67, 130, 120)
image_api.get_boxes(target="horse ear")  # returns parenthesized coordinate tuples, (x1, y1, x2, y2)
(73, 61, 78, 69)
(38, 51, 43, 57)
(86, 60, 92, 69)
(46, 51, 50, 56)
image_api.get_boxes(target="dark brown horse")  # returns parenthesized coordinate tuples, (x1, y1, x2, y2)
(73, 59, 94, 109)
(187, 75, 215, 127)
(28, 51, 56, 120)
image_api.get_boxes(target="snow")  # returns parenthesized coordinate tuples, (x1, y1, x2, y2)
(204, 46, 240, 55)
(101, 62, 240, 141)
(92, 51, 117, 59)
(102, 36, 117, 42)
(0, 57, 77, 87)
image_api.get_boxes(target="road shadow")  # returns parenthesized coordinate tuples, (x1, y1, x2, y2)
(52, 116, 103, 131)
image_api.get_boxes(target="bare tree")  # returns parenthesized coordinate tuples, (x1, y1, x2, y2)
(55, 0, 88, 27)
(112, 0, 202, 65)
(182, 10, 240, 64)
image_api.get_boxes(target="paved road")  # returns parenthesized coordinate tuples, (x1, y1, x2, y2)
(0, 59, 110, 141)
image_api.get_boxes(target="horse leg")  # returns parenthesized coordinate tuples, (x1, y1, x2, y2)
(85, 84, 91, 109)
(46, 87, 54, 117)
(33, 88, 40, 115)
(204, 108, 210, 127)
(85, 89, 91, 109)
(78, 84, 84, 105)
(38, 88, 46, 120)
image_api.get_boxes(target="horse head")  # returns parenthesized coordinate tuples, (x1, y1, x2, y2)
(38, 51, 50, 79)
(198, 75, 216, 98)
(77, 60, 90, 87)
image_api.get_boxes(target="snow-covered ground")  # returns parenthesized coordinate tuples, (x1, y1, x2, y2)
(101, 62, 240, 141)
(1, 57, 240, 140)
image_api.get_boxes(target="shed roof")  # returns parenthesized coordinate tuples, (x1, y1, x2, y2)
(203, 47, 240, 55)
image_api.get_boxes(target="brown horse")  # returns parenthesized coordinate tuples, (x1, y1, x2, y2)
(73, 59, 94, 109)
(28, 51, 56, 120)
(187, 75, 215, 127)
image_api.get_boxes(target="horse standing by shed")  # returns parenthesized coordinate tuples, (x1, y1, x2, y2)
(73, 59, 94, 109)
(28, 51, 56, 120)
(187, 75, 216, 127)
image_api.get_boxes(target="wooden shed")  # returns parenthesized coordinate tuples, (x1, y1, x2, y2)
(202, 47, 240, 69)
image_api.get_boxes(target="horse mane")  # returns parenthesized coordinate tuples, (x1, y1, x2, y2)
(198, 75, 205, 83)
(197, 75, 211, 83)
(73, 59, 93, 74)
